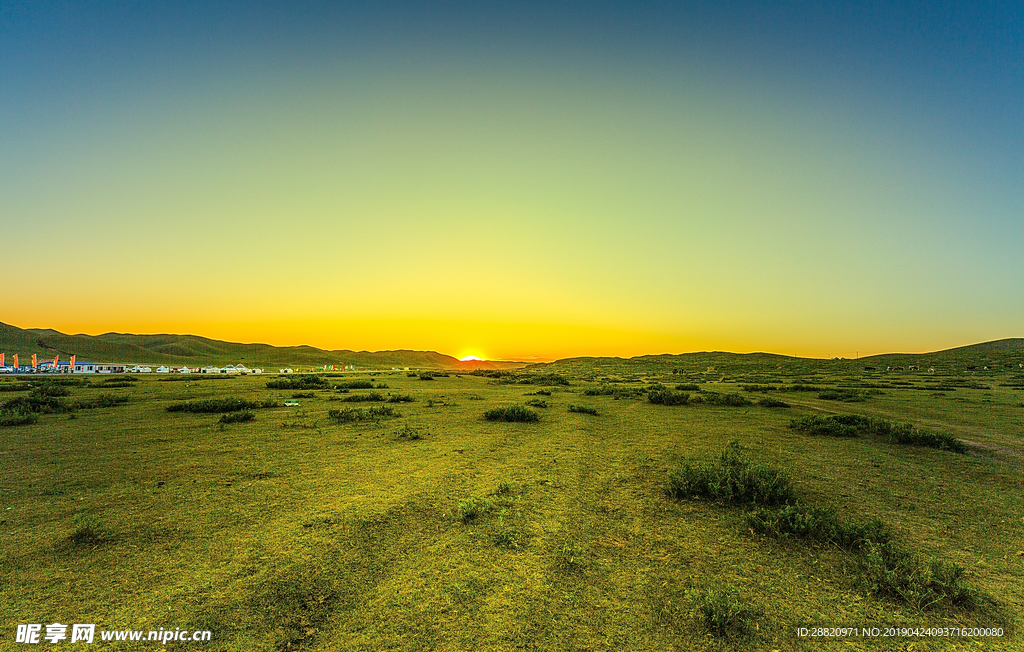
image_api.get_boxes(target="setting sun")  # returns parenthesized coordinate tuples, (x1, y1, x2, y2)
(458, 355, 486, 362)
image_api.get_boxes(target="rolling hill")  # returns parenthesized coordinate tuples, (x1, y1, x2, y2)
(0, 322, 523, 370)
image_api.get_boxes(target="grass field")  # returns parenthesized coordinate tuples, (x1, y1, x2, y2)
(1, 362, 1022, 650)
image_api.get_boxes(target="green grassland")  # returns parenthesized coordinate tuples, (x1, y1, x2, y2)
(1, 359, 1022, 650)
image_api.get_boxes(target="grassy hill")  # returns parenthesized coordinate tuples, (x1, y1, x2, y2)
(0, 322, 523, 370)
(529, 340, 1024, 379)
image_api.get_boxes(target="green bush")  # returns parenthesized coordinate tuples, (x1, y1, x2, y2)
(687, 585, 761, 638)
(340, 392, 385, 402)
(746, 504, 890, 550)
(527, 389, 552, 396)
(0, 411, 38, 427)
(219, 411, 255, 424)
(334, 380, 375, 390)
(818, 389, 866, 402)
(789, 415, 861, 437)
(266, 375, 329, 390)
(484, 405, 539, 422)
(328, 405, 400, 422)
(70, 513, 108, 545)
(524, 399, 548, 408)
(886, 425, 967, 453)
(698, 392, 752, 407)
(857, 541, 983, 610)
(648, 389, 690, 406)
(758, 396, 790, 408)
(457, 496, 495, 522)
(167, 398, 276, 413)
(568, 404, 598, 415)
(387, 394, 415, 403)
(666, 442, 796, 506)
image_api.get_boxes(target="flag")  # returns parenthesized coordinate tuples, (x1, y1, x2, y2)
(54, 354, 59, 369)
(13, 354, 18, 369)
(32, 354, 37, 368)
(70, 355, 76, 370)
(0, 353, 4, 367)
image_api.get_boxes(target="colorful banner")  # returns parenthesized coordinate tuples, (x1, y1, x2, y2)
(70, 355, 76, 370)
(0, 353, 4, 367)
(32, 354, 37, 368)
(13, 354, 19, 369)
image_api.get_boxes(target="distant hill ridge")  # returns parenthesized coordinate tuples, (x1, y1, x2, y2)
(0, 322, 520, 370)
(1, 322, 1020, 372)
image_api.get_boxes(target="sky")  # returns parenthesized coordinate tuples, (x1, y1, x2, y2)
(2, 1, 1022, 361)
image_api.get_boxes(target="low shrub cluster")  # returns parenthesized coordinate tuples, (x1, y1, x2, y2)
(648, 388, 691, 406)
(334, 380, 375, 390)
(327, 405, 399, 423)
(696, 392, 752, 407)
(686, 585, 762, 638)
(484, 405, 539, 423)
(583, 384, 646, 399)
(387, 394, 415, 403)
(567, 404, 598, 415)
(818, 389, 866, 402)
(789, 415, 966, 452)
(667, 443, 987, 611)
(524, 399, 548, 408)
(219, 411, 255, 424)
(340, 392, 385, 403)
(665, 442, 796, 506)
(266, 375, 329, 390)
(526, 389, 552, 396)
(167, 398, 277, 413)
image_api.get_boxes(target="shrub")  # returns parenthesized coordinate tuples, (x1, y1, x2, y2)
(0, 411, 38, 427)
(457, 496, 495, 522)
(687, 585, 761, 637)
(666, 442, 796, 506)
(340, 392, 385, 403)
(167, 398, 276, 413)
(746, 504, 890, 550)
(857, 541, 983, 610)
(394, 424, 423, 440)
(266, 375, 329, 390)
(789, 415, 860, 437)
(758, 396, 790, 408)
(328, 405, 399, 422)
(387, 394, 415, 403)
(291, 392, 316, 398)
(367, 405, 399, 419)
(885, 426, 967, 453)
(484, 405, 539, 422)
(334, 380, 375, 390)
(675, 383, 701, 391)
(648, 389, 690, 406)
(70, 513, 108, 545)
(527, 389, 552, 396)
(568, 404, 598, 415)
(219, 411, 255, 424)
(525, 399, 548, 408)
(699, 392, 752, 407)
(327, 408, 362, 423)
(818, 389, 866, 402)
(418, 374, 435, 381)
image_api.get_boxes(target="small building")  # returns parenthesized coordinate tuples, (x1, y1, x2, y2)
(201, 366, 221, 374)
(178, 366, 192, 374)
(279, 368, 293, 374)
(156, 366, 170, 373)
(74, 362, 125, 374)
